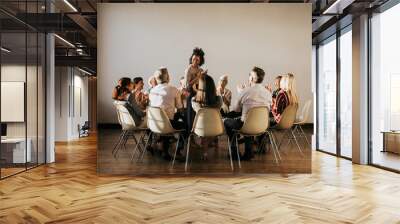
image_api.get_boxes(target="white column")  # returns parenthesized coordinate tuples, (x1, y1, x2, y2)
(352, 14, 369, 164)
(46, 33, 55, 163)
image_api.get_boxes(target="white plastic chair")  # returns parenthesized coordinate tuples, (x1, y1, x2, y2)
(139, 106, 186, 163)
(293, 100, 312, 146)
(186, 108, 232, 172)
(271, 104, 303, 156)
(231, 106, 281, 167)
(113, 103, 147, 159)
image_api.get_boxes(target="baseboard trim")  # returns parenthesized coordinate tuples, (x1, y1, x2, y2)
(98, 123, 121, 129)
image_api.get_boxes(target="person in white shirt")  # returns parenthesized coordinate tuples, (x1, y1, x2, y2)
(224, 66, 272, 161)
(149, 67, 184, 160)
(216, 75, 232, 117)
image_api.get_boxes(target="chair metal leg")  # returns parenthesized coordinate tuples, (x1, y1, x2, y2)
(270, 131, 282, 160)
(290, 129, 304, 156)
(112, 130, 125, 155)
(299, 125, 310, 146)
(227, 135, 233, 171)
(131, 131, 145, 161)
(185, 134, 192, 172)
(278, 129, 289, 150)
(234, 133, 241, 168)
(268, 132, 280, 164)
(137, 132, 152, 162)
(113, 131, 128, 158)
(171, 133, 181, 169)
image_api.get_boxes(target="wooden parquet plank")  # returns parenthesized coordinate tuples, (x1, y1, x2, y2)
(0, 135, 400, 223)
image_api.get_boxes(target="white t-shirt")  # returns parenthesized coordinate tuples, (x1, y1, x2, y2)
(149, 83, 183, 120)
(232, 83, 272, 121)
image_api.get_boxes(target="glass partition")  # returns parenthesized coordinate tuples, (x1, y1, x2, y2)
(339, 28, 352, 158)
(370, 3, 400, 171)
(0, 2, 46, 179)
(317, 35, 337, 154)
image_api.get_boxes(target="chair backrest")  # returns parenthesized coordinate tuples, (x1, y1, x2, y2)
(113, 101, 124, 126)
(147, 106, 175, 134)
(115, 103, 136, 130)
(297, 100, 312, 124)
(192, 108, 224, 137)
(275, 104, 298, 130)
(240, 106, 269, 135)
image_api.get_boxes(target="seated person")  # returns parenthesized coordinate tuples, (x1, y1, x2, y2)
(178, 76, 189, 109)
(270, 73, 298, 126)
(192, 74, 222, 111)
(132, 77, 149, 110)
(146, 75, 158, 94)
(149, 67, 184, 160)
(116, 78, 146, 127)
(192, 74, 222, 159)
(112, 77, 131, 100)
(271, 75, 283, 99)
(216, 75, 232, 117)
(224, 66, 272, 161)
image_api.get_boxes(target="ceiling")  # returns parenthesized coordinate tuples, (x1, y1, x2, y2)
(0, 0, 390, 75)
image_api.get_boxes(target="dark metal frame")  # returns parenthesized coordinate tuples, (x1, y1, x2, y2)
(367, 0, 400, 172)
(0, 0, 48, 179)
(315, 23, 353, 161)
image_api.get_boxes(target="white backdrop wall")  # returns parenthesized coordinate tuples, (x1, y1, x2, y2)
(98, 3, 312, 124)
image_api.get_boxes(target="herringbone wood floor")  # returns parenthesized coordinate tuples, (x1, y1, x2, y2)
(1, 135, 400, 223)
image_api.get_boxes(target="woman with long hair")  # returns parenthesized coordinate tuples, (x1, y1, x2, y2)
(191, 74, 222, 159)
(192, 74, 221, 111)
(285, 73, 299, 105)
(270, 74, 293, 126)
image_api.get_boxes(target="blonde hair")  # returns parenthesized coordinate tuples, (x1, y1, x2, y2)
(286, 73, 298, 105)
(154, 67, 169, 84)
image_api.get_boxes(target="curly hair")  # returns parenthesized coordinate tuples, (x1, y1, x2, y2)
(189, 47, 205, 66)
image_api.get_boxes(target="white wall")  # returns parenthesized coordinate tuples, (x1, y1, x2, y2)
(98, 3, 312, 124)
(54, 67, 89, 141)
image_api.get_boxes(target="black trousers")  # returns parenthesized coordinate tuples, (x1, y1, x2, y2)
(161, 116, 185, 154)
(186, 92, 196, 134)
(224, 117, 253, 156)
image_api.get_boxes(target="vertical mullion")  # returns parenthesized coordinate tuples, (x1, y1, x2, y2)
(336, 30, 341, 157)
(0, 27, 2, 179)
(316, 45, 320, 150)
(25, 0, 28, 171)
(36, 0, 39, 167)
(367, 11, 373, 165)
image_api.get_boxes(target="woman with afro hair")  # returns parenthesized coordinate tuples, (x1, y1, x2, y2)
(184, 47, 206, 133)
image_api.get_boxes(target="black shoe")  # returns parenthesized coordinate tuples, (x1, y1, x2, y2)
(146, 146, 155, 156)
(237, 137, 245, 144)
(162, 152, 172, 161)
(229, 149, 240, 161)
(240, 152, 254, 161)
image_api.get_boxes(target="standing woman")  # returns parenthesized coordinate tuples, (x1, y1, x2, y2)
(185, 47, 205, 133)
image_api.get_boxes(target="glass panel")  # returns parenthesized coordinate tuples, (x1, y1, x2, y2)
(38, 33, 46, 165)
(27, 31, 38, 169)
(371, 3, 400, 171)
(1, 31, 28, 177)
(317, 36, 337, 154)
(340, 29, 352, 158)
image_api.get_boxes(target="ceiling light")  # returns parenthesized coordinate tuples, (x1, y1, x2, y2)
(1, 47, 11, 53)
(63, 0, 78, 12)
(54, 34, 75, 48)
(323, 0, 344, 14)
(78, 67, 93, 76)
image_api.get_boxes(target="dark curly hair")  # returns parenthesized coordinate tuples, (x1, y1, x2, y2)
(189, 47, 205, 66)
